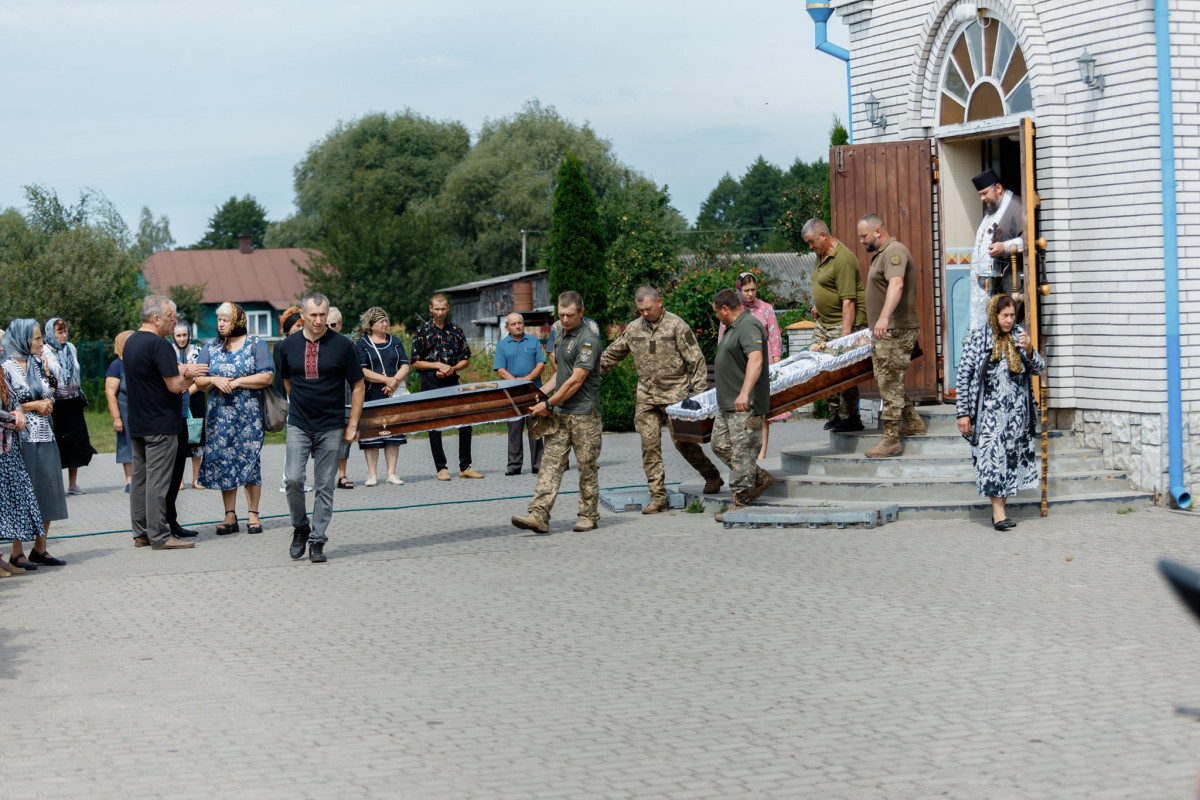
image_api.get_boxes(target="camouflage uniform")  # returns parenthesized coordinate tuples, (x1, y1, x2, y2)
(812, 319, 864, 422)
(527, 412, 602, 525)
(871, 328, 920, 421)
(711, 410, 763, 495)
(600, 311, 720, 503)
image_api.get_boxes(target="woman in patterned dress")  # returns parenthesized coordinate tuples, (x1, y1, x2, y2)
(0, 319, 67, 569)
(718, 271, 788, 459)
(355, 307, 410, 487)
(42, 318, 96, 495)
(956, 295, 1045, 530)
(0, 367, 42, 577)
(194, 303, 274, 535)
(172, 323, 207, 490)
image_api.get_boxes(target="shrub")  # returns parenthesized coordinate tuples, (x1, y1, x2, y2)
(598, 358, 637, 432)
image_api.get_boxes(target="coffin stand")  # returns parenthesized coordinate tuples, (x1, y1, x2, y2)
(353, 380, 547, 441)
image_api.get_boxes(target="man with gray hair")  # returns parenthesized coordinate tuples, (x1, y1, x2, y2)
(600, 286, 722, 513)
(493, 311, 546, 475)
(124, 295, 209, 550)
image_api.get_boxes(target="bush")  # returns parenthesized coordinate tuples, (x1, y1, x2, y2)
(598, 358, 637, 432)
(663, 259, 784, 362)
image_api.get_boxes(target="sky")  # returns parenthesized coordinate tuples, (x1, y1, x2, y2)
(0, 0, 851, 248)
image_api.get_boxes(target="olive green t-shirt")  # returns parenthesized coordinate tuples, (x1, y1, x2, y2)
(812, 241, 868, 329)
(714, 310, 771, 415)
(552, 321, 602, 414)
(865, 237, 920, 329)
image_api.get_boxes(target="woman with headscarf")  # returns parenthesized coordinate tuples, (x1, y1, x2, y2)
(717, 270, 788, 459)
(171, 323, 207, 490)
(0, 364, 42, 577)
(956, 295, 1045, 530)
(105, 330, 136, 492)
(0, 320, 67, 568)
(194, 303, 274, 535)
(355, 306, 410, 486)
(42, 318, 96, 495)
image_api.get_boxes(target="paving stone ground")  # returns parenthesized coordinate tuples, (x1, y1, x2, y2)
(3, 418, 1200, 799)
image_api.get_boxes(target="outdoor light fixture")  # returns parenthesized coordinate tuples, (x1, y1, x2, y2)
(865, 91, 888, 130)
(1077, 48, 1105, 92)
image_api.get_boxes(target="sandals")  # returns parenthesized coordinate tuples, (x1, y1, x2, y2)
(337, 476, 355, 489)
(247, 509, 263, 535)
(216, 511, 240, 535)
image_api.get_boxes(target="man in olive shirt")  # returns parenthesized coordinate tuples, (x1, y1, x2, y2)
(802, 218, 868, 432)
(857, 213, 924, 459)
(710, 289, 776, 522)
(511, 291, 603, 534)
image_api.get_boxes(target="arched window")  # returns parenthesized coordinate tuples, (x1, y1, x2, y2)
(939, 18, 1032, 126)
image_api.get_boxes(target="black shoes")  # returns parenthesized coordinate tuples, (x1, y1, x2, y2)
(993, 518, 1017, 531)
(247, 510, 263, 535)
(29, 550, 66, 566)
(216, 512, 239, 535)
(833, 418, 865, 432)
(171, 526, 199, 539)
(290, 525, 311, 559)
(505, 468, 521, 476)
(823, 418, 839, 430)
(10, 555, 36, 571)
(309, 542, 327, 563)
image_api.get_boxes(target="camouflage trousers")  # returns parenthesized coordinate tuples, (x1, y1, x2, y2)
(528, 411, 602, 524)
(711, 410, 764, 495)
(871, 327, 919, 422)
(635, 402, 721, 503)
(814, 319, 864, 421)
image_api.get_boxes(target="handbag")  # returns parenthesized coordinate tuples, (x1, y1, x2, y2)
(259, 386, 289, 433)
(186, 408, 204, 444)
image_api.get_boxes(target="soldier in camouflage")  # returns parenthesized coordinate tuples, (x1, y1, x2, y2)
(600, 286, 723, 514)
(511, 291, 604, 535)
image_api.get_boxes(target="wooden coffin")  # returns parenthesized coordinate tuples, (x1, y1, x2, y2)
(671, 342, 922, 444)
(353, 380, 547, 441)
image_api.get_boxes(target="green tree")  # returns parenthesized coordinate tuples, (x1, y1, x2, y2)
(547, 153, 607, 323)
(775, 185, 825, 253)
(735, 156, 786, 250)
(192, 194, 269, 249)
(696, 173, 740, 230)
(132, 206, 175, 262)
(167, 282, 207, 328)
(600, 175, 685, 322)
(824, 115, 850, 225)
(436, 100, 629, 276)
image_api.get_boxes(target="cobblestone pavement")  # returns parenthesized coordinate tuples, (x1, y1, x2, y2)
(4, 419, 1200, 799)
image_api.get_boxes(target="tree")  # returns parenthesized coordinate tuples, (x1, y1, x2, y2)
(167, 282, 207, 328)
(192, 194, 269, 249)
(547, 153, 607, 324)
(735, 156, 786, 250)
(132, 206, 175, 262)
(823, 115, 850, 225)
(600, 174, 685, 322)
(696, 173, 740, 230)
(436, 100, 629, 275)
(775, 185, 825, 254)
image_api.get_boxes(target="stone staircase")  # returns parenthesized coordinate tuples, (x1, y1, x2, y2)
(680, 405, 1152, 521)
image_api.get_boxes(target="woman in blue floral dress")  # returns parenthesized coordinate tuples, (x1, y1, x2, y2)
(195, 303, 274, 535)
(0, 369, 42, 576)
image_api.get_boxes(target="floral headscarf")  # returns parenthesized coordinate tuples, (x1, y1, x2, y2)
(736, 271, 758, 309)
(987, 295, 1023, 373)
(218, 302, 248, 347)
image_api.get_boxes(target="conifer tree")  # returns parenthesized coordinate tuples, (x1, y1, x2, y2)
(547, 152, 607, 323)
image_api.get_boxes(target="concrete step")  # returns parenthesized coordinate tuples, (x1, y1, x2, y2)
(781, 447, 1109, 478)
(817, 429, 1075, 457)
(761, 470, 1131, 503)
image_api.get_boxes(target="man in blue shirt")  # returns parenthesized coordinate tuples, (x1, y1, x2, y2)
(494, 312, 546, 474)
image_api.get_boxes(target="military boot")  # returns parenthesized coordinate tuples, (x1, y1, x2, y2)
(714, 493, 749, 523)
(703, 474, 725, 494)
(898, 405, 926, 437)
(743, 468, 777, 503)
(865, 421, 903, 459)
(642, 497, 670, 515)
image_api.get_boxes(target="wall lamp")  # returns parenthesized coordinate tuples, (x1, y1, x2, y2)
(1077, 48, 1105, 92)
(864, 91, 888, 131)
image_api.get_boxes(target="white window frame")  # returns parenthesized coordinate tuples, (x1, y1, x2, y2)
(246, 311, 271, 338)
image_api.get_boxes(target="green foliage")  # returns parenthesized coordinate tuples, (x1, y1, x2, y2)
(662, 256, 781, 359)
(685, 498, 706, 513)
(167, 282, 208, 327)
(437, 100, 627, 276)
(775, 184, 825, 254)
(601, 175, 685, 322)
(696, 156, 828, 252)
(547, 152, 608, 322)
(824, 115, 849, 226)
(598, 357, 637, 432)
(776, 307, 812, 329)
(192, 194, 269, 250)
(132, 206, 175, 262)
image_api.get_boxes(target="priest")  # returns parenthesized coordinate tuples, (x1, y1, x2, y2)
(969, 168, 1024, 330)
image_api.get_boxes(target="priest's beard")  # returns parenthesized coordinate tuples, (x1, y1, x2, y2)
(983, 199, 998, 215)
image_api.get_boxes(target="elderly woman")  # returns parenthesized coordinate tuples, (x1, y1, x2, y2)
(274, 305, 312, 494)
(956, 295, 1045, 530)
(718, 270, 788, 459)
(195, 303, 274, 535)
(356, 307, 410, 486)
(171, 323, 207, 490)
(42, 318, 96, 494)
(0, 320, 67, 568)
(105, 330, 136, 492)
(0, 370, 42, 577)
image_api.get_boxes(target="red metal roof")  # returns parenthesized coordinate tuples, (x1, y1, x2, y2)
(141, 247, 323, 310)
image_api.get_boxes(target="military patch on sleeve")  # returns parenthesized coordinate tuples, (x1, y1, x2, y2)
(685, 331, 696, 346)
(889, 255, 901, 265)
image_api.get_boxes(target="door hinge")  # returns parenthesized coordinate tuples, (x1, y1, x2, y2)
(835, 147, 846, 174)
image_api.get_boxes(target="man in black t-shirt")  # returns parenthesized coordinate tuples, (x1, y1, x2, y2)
(124, 296, 208, 550)
(277, 293, 365, 563)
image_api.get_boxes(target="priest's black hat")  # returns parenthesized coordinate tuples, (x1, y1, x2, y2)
(972, 168, 1002, 191)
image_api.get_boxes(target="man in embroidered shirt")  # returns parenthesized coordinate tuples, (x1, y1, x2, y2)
(969, 168, 1024, 330)
(411, 294, 483, 481)
(493, 312, 546, 475)
(277, 292, 365, 562)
